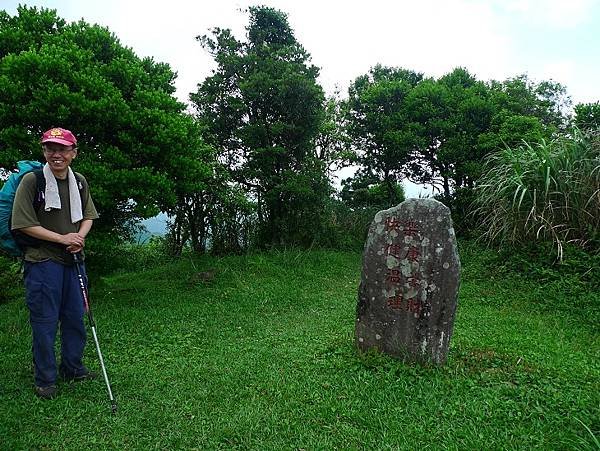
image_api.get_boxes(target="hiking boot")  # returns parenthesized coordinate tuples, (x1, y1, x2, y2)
(35, 385, 57, 399)
(59, 369, 97, 382)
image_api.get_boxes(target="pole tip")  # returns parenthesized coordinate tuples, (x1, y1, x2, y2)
(111, 402, 118, 414)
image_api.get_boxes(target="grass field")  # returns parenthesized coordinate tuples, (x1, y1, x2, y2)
(1, 243, 598, 449)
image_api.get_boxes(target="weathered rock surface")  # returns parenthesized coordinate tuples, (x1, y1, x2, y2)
(355, 198, 460, 365)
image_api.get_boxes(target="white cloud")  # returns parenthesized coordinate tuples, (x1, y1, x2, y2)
(271, 0, 515, 96)
(495, 0, 595, 28)
(3, 0, 599, 105)
(537, 60, 576, 85)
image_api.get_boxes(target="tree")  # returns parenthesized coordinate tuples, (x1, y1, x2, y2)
(345, 66, 572, 215)
(489, 75, 571, 133)
(404, 68, 496, 199)
(574, 102, 600, 132)
(0, 6, 215, 239)
(313, 93, 353, 178)
(476, 75, 570, 155)
(345, 65, 423, 206)
(340, 169, 404, 210)
(191, 6, 327, 247)
(345, 66, 493, 201)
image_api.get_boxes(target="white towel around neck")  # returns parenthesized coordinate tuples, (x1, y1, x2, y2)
(42, 163, 83, 223)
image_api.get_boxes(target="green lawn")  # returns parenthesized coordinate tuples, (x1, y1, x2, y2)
(1, 244, 598, 449)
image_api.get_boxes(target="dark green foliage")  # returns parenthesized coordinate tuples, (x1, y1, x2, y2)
(406, 68, 494, 198)
(345, 65, 423, 204)
(313, 94, 354, 176)
(182, 184, 258, 255)
(0, 6, 216, 241)
(488, 75, 571, 134)
(340, 171, 405, 211)
(0, 254, 20, 303)
(191, 6, 327, 248)
(478, 113, 545, 152)
(409, 71, 569, 200)
(166, 159, 246, 255)
(321, 199, 380, 250)
(345, 67, 572, 221)
(461, 240, 599, 325)
(476, 75, 571, 159)
(333, 170, 406, 249)
(202, 184, 257, 255)
(83, 233, 174, 278)
(575, 102, 600, 132)
(437, 187, 478, 238)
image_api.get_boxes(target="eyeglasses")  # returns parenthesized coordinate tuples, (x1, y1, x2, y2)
(43, 146, 75, 155)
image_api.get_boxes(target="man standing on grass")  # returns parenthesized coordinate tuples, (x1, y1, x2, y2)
(11, 127, 99, 399)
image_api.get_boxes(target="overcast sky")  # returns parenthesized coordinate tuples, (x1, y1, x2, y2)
(3, 0, 599, 195)
(3, 0, 599, 106)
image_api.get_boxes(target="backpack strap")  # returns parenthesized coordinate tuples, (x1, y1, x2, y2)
(33, 170, 45, 211)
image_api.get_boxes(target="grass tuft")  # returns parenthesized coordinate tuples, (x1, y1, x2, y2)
(473, 129, 600, 260)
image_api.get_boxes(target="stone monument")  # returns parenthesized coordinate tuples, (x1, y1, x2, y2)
(355, 198, 460, 365)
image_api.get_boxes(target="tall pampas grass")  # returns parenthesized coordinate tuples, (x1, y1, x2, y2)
(473, 128, 599, 259)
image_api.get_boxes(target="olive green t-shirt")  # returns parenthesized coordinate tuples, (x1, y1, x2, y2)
(11, 171, 99, 264)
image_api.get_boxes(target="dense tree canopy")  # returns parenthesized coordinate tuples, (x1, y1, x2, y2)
(574, 102, 600, 132)
(191, 6, 327, 246)
(0, 6, 215, 237)
(340, 169, 404, 210)
(0, 5, 593, 254)
(345, 65, 423, 206)
(344, 66, 572, 202)
(405, 68, 494, 197)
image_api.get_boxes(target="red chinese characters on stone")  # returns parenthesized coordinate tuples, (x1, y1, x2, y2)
(382, 216, 428, 316)
(403, 220, 419, 237)
(387, 293, 427, 315)
(386, 269, 402, 284)
(387, 294, 404, 310)
(385, 217, 401, 231)
(405, 246, 420, 262)
(385, 217, 419, 237)
(385, 244, 403, 258)
(407, 298, 422, 314)
(407, 276, 420, 288)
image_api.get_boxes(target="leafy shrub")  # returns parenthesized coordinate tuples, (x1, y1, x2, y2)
(500, 242, 599, 325)
(208, 188, 258, 255)
(319, 199, 381, 250)
(472, 129, 599, 259)
(433, 188, 478, 239)
(85, 233, 174, 276)
(459, 239, 599, 325)
(0, 255, 21, 303)
(329, 174, 407, 249)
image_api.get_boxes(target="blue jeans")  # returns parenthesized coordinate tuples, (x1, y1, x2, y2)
(24, 260, 88, 387)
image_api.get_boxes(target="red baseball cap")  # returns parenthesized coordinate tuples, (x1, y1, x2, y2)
(41, 127, 77, 146)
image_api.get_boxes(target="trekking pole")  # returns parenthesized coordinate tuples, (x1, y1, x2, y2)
(73, 252, 117, 414)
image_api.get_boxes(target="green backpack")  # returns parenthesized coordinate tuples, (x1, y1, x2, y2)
(0, 161, 44, 256)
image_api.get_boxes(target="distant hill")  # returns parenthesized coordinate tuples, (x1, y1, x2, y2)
(136, 213, 168, 242)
